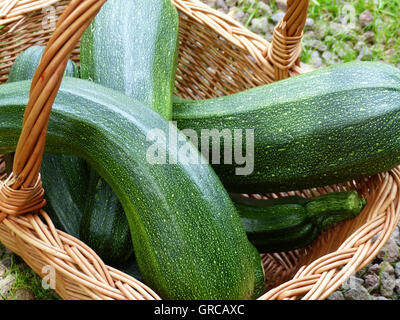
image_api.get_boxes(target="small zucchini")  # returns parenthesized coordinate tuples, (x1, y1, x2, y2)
(231, 190, 365, 253)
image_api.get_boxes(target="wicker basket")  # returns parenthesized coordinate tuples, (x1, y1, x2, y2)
(0, 0, 399, 300)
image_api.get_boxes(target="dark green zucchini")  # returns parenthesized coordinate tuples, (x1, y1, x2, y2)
(173, 62, 400, 193)
(305, 191, 367, 230)
(79, 170, 133, 266)
(8, 46, 133, 266)
(3, 153, 13, 176)
(0, 78, 255, 300)
(231, 190, 365, 253)
(40, 154, 89, 238)
(55, 153, 90, 215)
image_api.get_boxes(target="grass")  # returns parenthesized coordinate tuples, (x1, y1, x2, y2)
(237, 0, 261, 27)
(235, 0, 400, 67)
(305, 0, 400, 65)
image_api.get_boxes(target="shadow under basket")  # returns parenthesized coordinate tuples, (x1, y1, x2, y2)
(0, 0, 399, 300)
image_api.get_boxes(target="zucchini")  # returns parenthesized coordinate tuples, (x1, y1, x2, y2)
(231, 190, 365, 253)
(305, 191, 367, 230)
(8, 46, 79, 83)
(0, 78, 255, 300)
(173, 62, 400, 193)
(79, 0, 180, 266)
(40, 154, 89, 238)
(79, 170, 133, 266)
(7, 45, 85, 238)
(9, 45, 134, 266)
(80, 0, 179, 120)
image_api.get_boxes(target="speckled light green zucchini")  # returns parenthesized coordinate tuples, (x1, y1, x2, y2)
(0, 78, 255, 300)
(80, 0, 179, 120)
(173, 62, 400, 193)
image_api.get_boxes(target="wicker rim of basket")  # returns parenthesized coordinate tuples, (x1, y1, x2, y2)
(0, 0, 399, 300)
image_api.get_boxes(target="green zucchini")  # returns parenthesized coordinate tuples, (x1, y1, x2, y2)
(173, 62, 400, 193)
(79, 0, 180, 266)
(0, 78, 255, 300)
(8, 46, 79, 83)
(54, 153, 90, 216)
(231, 190, 365, 253)
(79, 170, 133, 266)
(305, 191, 367, 230)
(80, 0, 179, 120)
(39, 154, 89, 238)
(7, 45, 85, 238)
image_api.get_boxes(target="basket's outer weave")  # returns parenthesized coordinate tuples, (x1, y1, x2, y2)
(0, 0, 399, 300)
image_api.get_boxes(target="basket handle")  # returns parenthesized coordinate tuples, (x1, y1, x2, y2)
(174, 0, 309, 81)
(0, 0, 106, 222)
(265, 0, 309, 80)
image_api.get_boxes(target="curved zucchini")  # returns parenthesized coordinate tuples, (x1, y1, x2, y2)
(173, 62, 400, 193)
(0, 78, 255, 300)
(231, 190, 365, 253)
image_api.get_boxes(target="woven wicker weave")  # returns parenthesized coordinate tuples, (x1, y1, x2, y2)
(0, 0, 399, 300)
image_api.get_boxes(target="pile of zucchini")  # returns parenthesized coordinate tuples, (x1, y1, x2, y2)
(2, 0, 400, 300)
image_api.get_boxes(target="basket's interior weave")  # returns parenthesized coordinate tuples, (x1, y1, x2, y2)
(174, 9, 274, 99)
(0, 0, 399, 300)
(0, 155, 5, 180)
(0, 0, 80, 84)
(173, 0, 305, 99)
